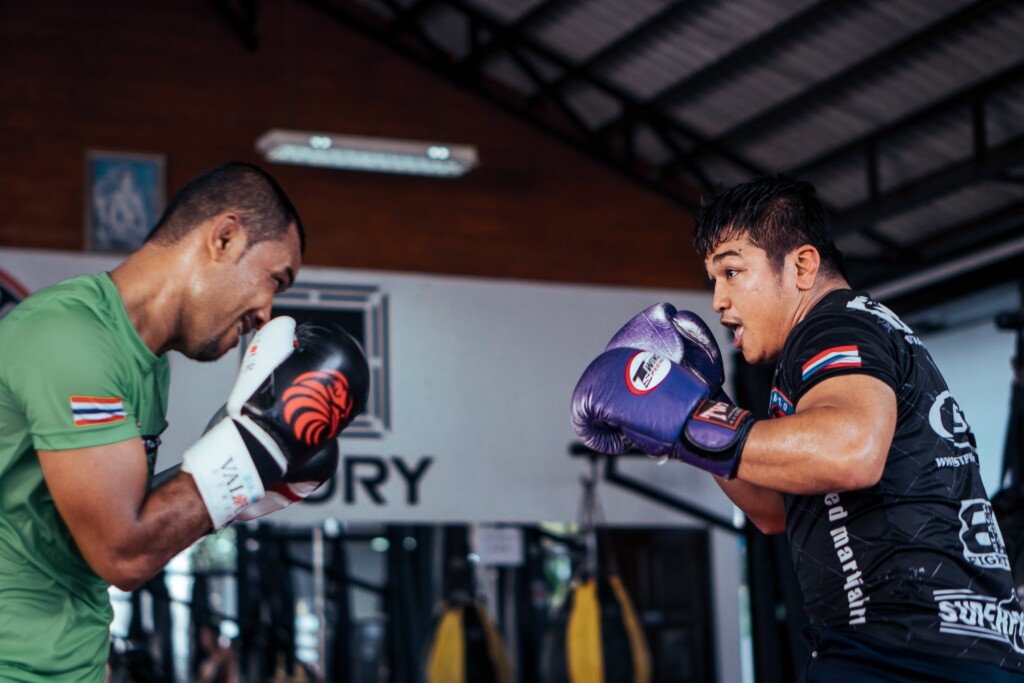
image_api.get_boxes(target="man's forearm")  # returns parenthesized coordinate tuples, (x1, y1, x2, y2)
(105, 473, 212, 591)
(713, 474, 787, 534)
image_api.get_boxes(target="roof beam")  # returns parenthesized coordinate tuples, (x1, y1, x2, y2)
(439, 0, 765, 177)
(705, 0, 1009, 150)
(380, 0, 442, 36)
(833, 133, 1024, 234)
(870, 235, 1024, 310)
(913, 199, 1024, 266)
(462, 0, 580, 70)
(647, 0, 848, 111)
(648, 120, 714, 192)
(505, 45, 598, 142)
(306, 0, 765, 188)
(377, 0, 453, 61)
(790, 61, 1024, 178)
(531, 0, 717, 107)
(302, 0, 706, 210)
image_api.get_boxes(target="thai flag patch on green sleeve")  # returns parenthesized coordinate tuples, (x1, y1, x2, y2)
(70, 395, 127, 427)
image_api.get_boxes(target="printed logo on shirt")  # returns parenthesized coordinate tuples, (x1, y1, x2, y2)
(958, 498, 1010, 571)
(70, 396, 127, 427)
(768, 387, 795, 418)
(933, 589, 1024, 654)
(846, 295, 922, 346)
(824, 492, 869, 625)
(801, 345, 862, 381)
(929, 390, 976, 453)
(935, 452, 978, 468)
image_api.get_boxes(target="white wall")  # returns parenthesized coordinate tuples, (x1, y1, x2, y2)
(0, 247, 745, 682)
(0, 247, 740, 526)
(897, 280, 1021, 497)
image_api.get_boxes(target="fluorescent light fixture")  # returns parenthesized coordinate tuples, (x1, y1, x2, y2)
(256, 128, 478, 178)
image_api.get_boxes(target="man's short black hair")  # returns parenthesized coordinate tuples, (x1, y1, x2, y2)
(693, 174, 846, 279)
(146, 162, 305, 253)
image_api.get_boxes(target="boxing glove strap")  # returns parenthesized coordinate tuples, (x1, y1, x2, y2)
(677, 399, 755, 479)
(235, 426, 283, 488)
(233, 414, 289, 473)
(182, 419, 278, 529)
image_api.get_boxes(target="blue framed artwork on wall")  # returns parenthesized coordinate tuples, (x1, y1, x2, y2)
(85, 150, 166, 252)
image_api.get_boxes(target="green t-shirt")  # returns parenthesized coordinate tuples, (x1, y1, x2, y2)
(0, 273, 169, 681)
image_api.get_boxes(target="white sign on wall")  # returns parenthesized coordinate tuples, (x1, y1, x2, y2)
(0, 247, 739, 527)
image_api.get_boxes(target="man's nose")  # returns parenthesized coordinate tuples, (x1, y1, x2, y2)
(712, 284, 728, 313)
(253, 302, 274, 328)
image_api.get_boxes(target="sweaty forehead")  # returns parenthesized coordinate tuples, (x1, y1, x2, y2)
(283, 238, 302, 285)
(252, 230, 301, 279)
(279, 226, 302, 266)
(707, 236, 754, 263)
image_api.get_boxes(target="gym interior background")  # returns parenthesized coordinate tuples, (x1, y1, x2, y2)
(1, 1, 1023, 681)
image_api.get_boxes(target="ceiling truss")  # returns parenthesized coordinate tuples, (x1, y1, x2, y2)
(215, 0, 1024, 305)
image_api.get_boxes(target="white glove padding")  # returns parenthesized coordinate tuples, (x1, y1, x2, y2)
(182, 316, 297, 529)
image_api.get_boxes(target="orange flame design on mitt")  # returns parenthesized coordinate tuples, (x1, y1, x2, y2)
(282, 370, 354, 446)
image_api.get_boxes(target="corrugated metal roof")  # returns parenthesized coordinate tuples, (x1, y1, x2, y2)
(740, 1, 1024, 168)
(605, 0, 819, 101)
(532, 0, 671, 63)
(469, 0, 550, 24)
(309, 0, 1024, 304)
(874, 180, 1024, 246)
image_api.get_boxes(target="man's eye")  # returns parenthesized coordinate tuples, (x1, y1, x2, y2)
(725, 269, 739, 279)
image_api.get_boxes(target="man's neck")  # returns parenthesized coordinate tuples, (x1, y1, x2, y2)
(793, 276, 850, 327)
(108, 244, 188, 356)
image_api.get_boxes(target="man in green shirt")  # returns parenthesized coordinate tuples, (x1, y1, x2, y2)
(0, 162, 309, 680)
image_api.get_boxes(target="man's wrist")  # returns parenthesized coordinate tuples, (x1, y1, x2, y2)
(675, 399, 755, 479)
(181, 419, 268, 529)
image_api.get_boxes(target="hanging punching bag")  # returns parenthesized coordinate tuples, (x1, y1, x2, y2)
(424, 526, 512, 683)
(425, 599, 511, 683)
(543, 465, 651, 683)
(542, 573, 651, 683)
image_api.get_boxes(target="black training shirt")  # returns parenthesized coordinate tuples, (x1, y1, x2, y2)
(771, 289, 1024, 672)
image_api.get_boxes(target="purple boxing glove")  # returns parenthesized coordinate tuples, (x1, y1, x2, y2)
(670, 309, 726, 391)
(572, 348, 709, 457)
(605, 304, 725, 392)
(661, 308, 755, 475)
(572, 346, 754, 478)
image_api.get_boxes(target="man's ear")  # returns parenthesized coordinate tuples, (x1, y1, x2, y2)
(793, 244, 821, 290)
(207, 212, 246, 263)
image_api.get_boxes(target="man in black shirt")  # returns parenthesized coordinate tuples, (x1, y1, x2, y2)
(572, 175, 1024, 680)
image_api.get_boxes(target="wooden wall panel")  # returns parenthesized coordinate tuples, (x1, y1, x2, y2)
(0, 1, 709, 290)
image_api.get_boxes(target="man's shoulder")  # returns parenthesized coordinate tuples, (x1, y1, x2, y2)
(776, 289, 905, 391)
(2, 274, 111, 332)
(0, 275, 124, 377)
(796, 289, 915, 341)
